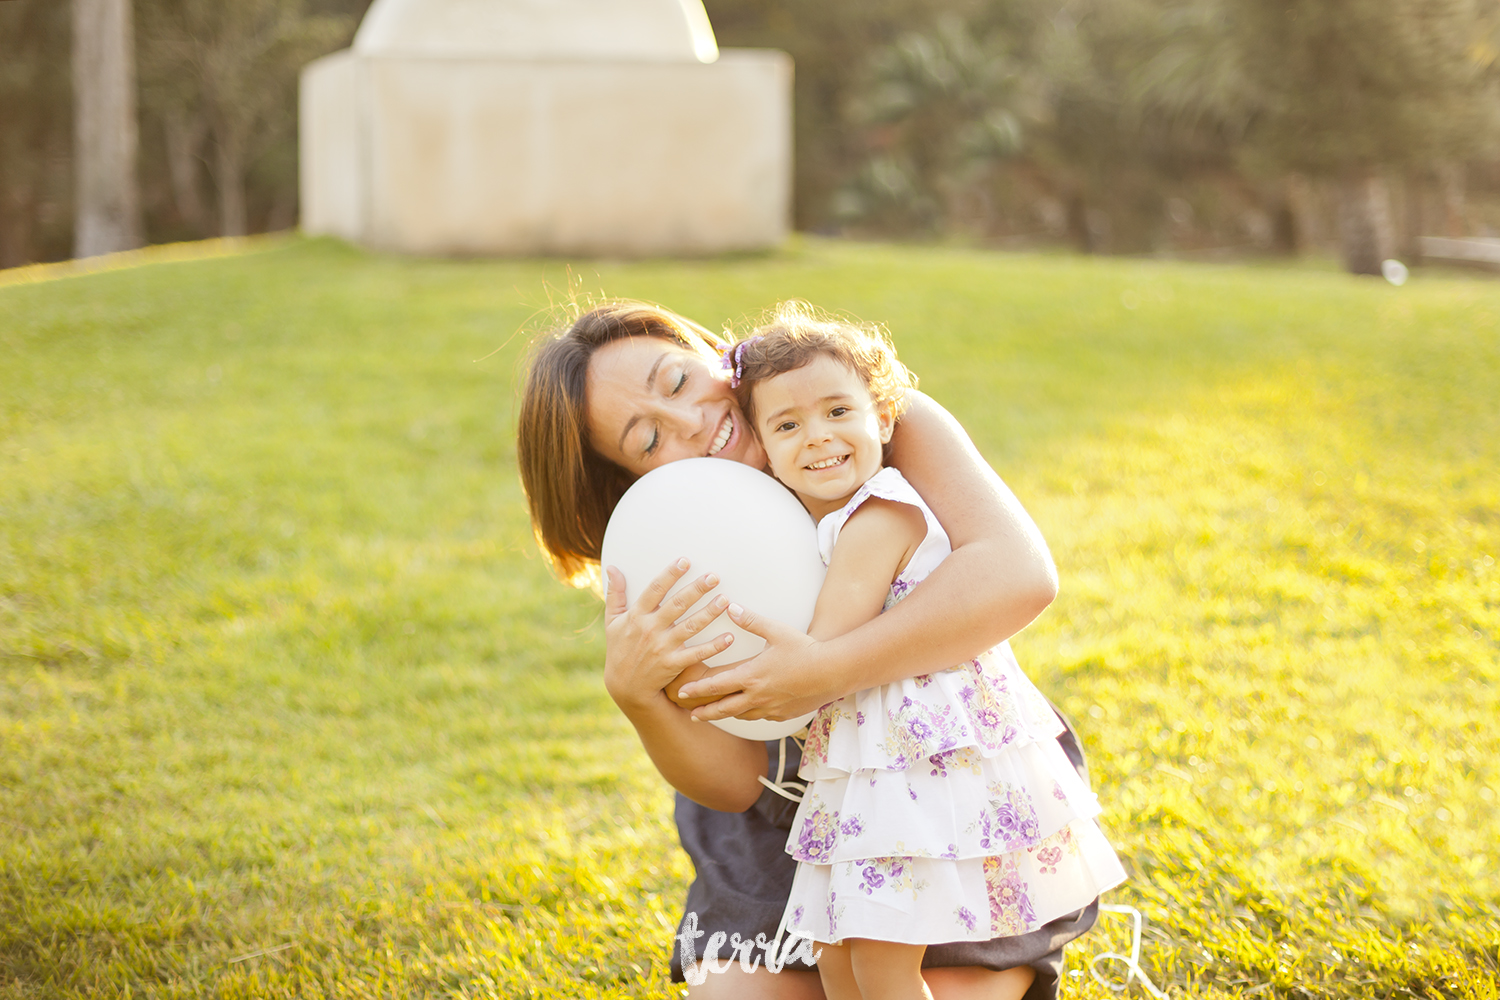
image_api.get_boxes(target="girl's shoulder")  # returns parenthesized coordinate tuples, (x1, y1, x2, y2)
(817, 468, 944, 564)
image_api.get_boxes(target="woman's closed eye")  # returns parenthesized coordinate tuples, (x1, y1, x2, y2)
(641, 371, 690, 456)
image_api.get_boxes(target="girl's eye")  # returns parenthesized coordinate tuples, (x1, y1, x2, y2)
(829, 406, 849, 417)
(776, 421, 796, 433)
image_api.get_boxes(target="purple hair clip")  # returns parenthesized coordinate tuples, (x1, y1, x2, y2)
(720, 336, 763, 388)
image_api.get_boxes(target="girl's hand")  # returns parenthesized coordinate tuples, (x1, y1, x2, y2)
(602, 559, 736, 713)
(676, 604, 837, 722)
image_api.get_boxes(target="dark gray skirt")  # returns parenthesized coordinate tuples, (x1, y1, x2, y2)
(670, 708, 1099, 999)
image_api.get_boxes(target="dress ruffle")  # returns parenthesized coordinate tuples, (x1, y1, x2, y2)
(784, 818, 1126, 944)
(800, 642, 1064, 780)
(787, 738, 1101, 865)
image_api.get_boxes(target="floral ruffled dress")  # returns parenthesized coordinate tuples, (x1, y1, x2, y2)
(782, 468, 1127, 946)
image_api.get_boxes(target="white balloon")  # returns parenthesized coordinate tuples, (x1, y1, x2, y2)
(601, 458, 825, 740)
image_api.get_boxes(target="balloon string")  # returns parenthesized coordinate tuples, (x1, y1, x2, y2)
(757, 736, 807, 802)
(1089, 904, 1168, 999)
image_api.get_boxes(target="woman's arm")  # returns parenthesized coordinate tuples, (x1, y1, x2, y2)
(668, 499, 921, 705)
(600, 563, 769, 811)
(678, 389, 1058, 721)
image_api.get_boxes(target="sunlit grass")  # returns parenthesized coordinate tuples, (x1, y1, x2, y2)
(1, 237, 1496, 998)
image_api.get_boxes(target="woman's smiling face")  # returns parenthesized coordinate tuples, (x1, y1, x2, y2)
(585, 336, 767, 477)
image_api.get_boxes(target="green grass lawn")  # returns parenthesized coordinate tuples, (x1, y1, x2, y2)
(1, 237, 1496, 999)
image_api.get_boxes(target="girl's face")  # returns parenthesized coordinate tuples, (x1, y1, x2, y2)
(750, 353, 895, 520)
(586, 336, 767, 477)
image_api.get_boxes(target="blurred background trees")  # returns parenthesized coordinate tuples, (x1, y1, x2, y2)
(0, 1, 72, 267)
(139, 0, 351, 238)
(707, 0, 1500, 264)
(3, 0, 1500, 270)
(0, 0, 362, 266)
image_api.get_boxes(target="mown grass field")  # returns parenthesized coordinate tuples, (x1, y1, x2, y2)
(1, 237, 1496, 999)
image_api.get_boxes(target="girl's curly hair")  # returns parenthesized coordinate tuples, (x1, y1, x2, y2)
(731, 301, 917, 429)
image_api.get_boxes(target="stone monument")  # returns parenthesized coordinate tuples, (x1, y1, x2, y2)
(299, 0, 791, 255)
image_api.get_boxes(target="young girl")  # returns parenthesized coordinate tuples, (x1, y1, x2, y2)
(727, 307, 1127, 1000)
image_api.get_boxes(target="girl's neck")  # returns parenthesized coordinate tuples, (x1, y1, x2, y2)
(794, 466, 884, 522)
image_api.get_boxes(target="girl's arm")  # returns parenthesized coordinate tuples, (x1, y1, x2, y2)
(805, 498, 926, 641)
(678, 389, 1058, 721)
(600, 564, 769, 812)
(666, 499, 918, 708)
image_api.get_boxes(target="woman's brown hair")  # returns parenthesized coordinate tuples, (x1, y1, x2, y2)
(516, 301, 723, 588)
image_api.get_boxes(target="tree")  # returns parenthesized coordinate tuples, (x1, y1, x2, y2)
(835, 18, 1032, 233)
(703, 0, 992, 229)
(73, 0, 144, 257)
(138, 0, 349, 237)
(1133, 0, 1500, 273)
(0, 1, 73, 266)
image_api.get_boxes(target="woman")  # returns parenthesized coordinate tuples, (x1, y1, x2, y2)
(517, 301, 1098, 1000)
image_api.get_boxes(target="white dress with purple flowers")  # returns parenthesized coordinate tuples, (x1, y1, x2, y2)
(782, 468, 1127, 946)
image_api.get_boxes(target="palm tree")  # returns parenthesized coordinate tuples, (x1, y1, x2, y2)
(838, 17, 1031, 234)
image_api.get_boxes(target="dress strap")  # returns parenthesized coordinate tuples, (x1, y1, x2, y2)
(756, 735, 808, 803)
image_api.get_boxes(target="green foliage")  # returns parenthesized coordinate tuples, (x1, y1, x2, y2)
(710, 0, 1500, 256)
(8, 0, 1500, 265)
(1237, 0, 1500, 175)
(139, 0, 357, 238)
(1133, 0, 1500, 176)
(2, 239, 1498, 997)
(0, 0, 363, 263)
(832, 17, 1030, 233)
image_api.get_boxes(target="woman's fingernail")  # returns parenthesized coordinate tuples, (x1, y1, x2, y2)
(729, 603, 744, 617)
(704, 573, 719, 587)
(721, 633, 734, 646)
(713, 595, 729, 609)
(676, 558, 690, 571)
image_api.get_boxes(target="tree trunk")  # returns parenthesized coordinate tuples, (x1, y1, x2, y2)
(1398, 172, 1424, 264)
(213, 126, 248, 238)
(1437, 162, 1466, 237)
(0, 181, 35, 269)
(1269, 177, 1299, 255)
(163, 107, 208, 233)
(72, 0, 142, 258)
(1337, 170, 1393, 276)
(1284, 174, 1321, 249)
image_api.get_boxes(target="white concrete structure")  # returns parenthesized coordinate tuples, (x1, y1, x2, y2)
(300, 0, 791, 255)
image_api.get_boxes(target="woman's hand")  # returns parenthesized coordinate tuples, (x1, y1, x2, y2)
(600, 559, 769, 812)
(602, 558, 737, 713)
(674, 604, 837, 722)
